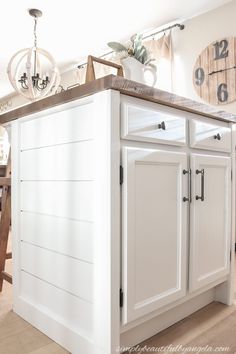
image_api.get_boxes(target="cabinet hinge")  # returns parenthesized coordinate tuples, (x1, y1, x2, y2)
(120, 288, 124, 307)
(120, 165, 123, 185)
(230, 250, 232, 262)
(231, 170, 233, 181)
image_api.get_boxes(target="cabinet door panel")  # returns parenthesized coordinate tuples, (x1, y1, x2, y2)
(122, 147, 187, 324)
(189, 154, 231, 292)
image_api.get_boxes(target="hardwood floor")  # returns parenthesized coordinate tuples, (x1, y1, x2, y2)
(0, 256, 236, 354)
(129, 300, 236, 354)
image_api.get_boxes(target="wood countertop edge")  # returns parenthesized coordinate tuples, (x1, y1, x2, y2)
(0, 74, 236, 124)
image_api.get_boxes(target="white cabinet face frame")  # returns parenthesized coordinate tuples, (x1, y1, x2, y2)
(122, 147, 188, 324)
(121, 100, 187, 146)
(189, 154, 231, 292)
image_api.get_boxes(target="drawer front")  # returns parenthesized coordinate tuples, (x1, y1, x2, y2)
(121, 103, 186, 146)
(190, 119, 231, 152)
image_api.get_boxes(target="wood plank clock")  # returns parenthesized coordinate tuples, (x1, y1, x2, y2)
(193, 37, 236, 105)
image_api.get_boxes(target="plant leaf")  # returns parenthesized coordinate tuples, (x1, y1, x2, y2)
(136, 46, 148, 64)
(134, 39, 142, 54)
(135, 34, 143, 42)
(145, 58, 156, 65)
(107, 42, 128, 52)
(130, 34, 137, 43)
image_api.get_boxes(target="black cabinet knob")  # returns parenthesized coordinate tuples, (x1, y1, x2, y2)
(214, 133, 221, 140)
(157, 121, 166, 130)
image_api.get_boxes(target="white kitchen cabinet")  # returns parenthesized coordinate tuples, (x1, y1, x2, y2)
(120, 98, 234, 333)
(122, 147, 187, 323)
(189, 154, 231, 291)
(7, 83, 235, 354)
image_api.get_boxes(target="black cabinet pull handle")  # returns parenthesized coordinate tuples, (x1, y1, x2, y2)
(196, 169, 204, 201)
(183, 169, 192, 203)
(214, 133, 221, 140)
(157, 121, 166, 130)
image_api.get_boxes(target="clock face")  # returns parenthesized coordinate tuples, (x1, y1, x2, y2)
(193, 37, 236, 105)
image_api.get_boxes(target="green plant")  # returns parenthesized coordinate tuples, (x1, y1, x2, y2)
(107, 34, 155, 65)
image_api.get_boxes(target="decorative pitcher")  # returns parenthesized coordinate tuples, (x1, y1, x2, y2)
(121, 57, 157, 87)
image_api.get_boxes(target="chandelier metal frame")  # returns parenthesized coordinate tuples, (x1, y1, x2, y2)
(7, 8, 60, 101)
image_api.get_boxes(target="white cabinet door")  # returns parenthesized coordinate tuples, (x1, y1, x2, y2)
(122, 147, 188, 324)
(189, 154, 231, 292)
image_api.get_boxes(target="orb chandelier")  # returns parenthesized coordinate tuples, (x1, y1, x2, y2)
(7, 8, 60, 101)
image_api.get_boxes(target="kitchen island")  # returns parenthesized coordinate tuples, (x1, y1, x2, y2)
(1, 75, 235, 354)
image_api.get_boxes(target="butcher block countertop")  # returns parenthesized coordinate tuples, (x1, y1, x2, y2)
(0, 74, 236, 124)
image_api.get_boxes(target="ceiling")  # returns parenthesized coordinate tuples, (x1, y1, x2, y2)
(0, 0, 232, 98)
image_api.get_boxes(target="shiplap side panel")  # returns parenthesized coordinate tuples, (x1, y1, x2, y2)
(12, 96, 98, 354)
(20, 212, 93, 263)
(20, 181, 93, 222)
(20, 102, 94, 150)
(20, 271, 93, 338)
(21, 242, 93, 302)
(20, 141, 94, 181)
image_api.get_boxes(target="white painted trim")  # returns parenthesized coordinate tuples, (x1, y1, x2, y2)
(215, 122, 236, 305)
(93, 90, 121, 354)
(14, 297, 94, 354)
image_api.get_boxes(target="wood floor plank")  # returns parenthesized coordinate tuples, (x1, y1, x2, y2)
(131, 301, 236, 354)
(0, 311, 31, 342)
(0, 326, 52, 354)
(0, 310, 69, 354)
(29, 343, 69, 354)
(185, 310, 236, 354)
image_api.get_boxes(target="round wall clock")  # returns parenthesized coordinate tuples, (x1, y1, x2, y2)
(193, 37, 236, 105)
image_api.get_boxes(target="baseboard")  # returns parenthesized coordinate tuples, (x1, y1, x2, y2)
(13, 297, 94, 354)
(120, 288, 215, 350)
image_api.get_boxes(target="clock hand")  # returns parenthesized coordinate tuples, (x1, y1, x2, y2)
(208, 65, 236, 75)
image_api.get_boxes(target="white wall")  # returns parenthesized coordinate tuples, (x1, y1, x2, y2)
(171, 0, 236, 113)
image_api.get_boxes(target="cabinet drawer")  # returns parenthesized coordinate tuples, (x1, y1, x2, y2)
(121, 103, 186, 146)
(190, 119, 231, 152)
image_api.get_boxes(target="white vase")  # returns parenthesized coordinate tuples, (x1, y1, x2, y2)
(121, 57, 157, 87)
